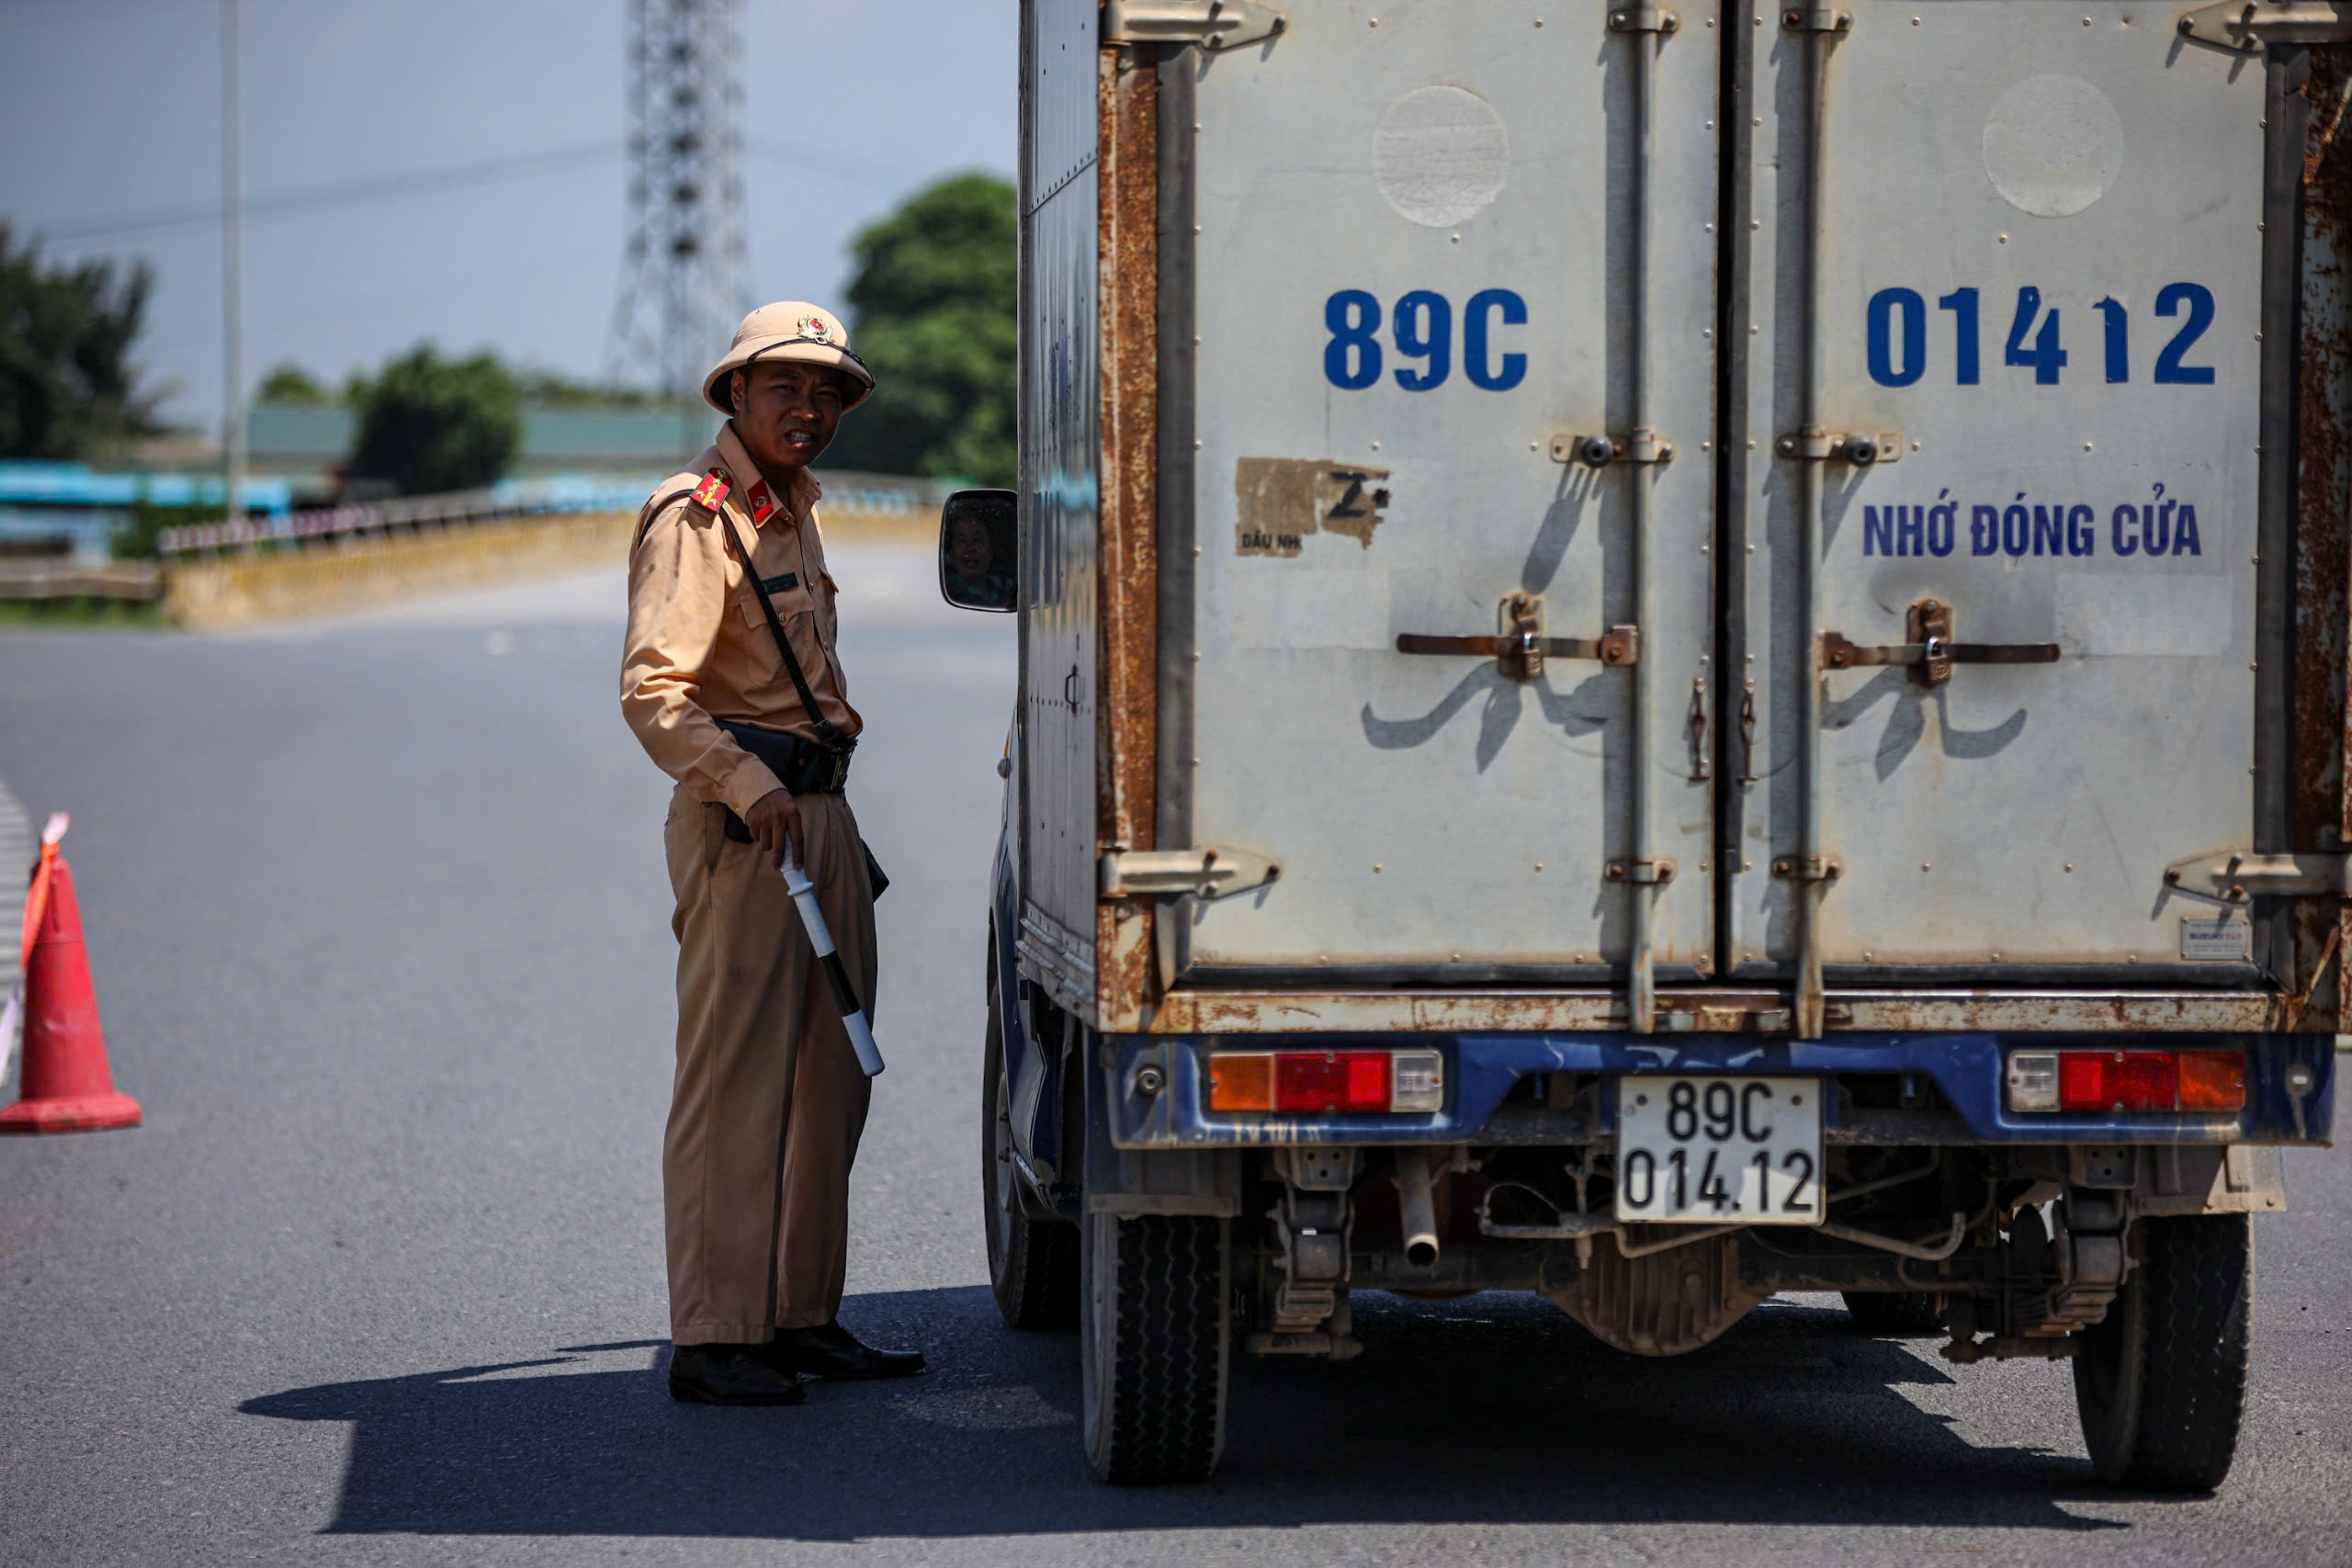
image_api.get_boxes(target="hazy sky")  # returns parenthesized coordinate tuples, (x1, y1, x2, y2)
(0, 0, 1017, 434)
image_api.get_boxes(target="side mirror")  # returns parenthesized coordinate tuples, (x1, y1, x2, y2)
(937, 488, 1017, 613)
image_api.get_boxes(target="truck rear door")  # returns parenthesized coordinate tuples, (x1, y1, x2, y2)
(1145, 0, 2314, 1037)
(1732, 3, 2276, 1028)
(1169, 1, 1721, 1010)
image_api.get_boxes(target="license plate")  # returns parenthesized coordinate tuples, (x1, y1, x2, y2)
(1614, 1075, 1824, 1224)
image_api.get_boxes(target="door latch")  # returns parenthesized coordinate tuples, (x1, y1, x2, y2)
(1101, 0, 1287, 50)
(1736, 681, 1759, 785)
(1101, 844, 1281, 900)
(1687, 677, 1712, 782)
(1397, 592, 1638, 682)
(2163, 849, 2352, 904)
(2178, 0, 2352, 51)
(1819, 599, 2059, 688)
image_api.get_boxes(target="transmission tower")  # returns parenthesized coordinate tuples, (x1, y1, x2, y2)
(604, 0, 750, 418)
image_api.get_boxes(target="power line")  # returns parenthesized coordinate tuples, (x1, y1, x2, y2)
(742, 139, 921, 195)
(29, 141, 922, 248)
(33, 142, 625, 243)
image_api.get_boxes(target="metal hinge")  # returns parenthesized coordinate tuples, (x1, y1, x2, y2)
(1608, 6, 1680, 32)
(1552, 429, 1676, 468)
(1781, 3, 1853, 30)
(2179, 0, 2352, 51)
(1102, 0, 1287, 50)
(1101, 844, 1282, 900)
(1776, 427, 1903, 466)
(2164, 849, 2352, 903)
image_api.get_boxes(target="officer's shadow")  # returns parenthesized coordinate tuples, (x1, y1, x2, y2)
(240, 1285, 2127, 1540)
(1824, 667, 2029, 782)
(1362, 663, 1612, 773)
(1360, 468, 1615, 770)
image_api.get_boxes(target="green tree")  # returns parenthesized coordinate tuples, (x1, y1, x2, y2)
(109, 496, 222, 560)
(514, 367, 672, 410)
(348, 344, 522, 495)
(0, 221, 163, 459)
(255, 362, 334, 405)
(820, 171, 1015, 486)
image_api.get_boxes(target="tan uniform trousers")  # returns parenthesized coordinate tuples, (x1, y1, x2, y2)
(662, 782, 876, 1344)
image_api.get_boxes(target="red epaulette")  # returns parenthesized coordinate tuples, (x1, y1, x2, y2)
(689, 468, 731, 511)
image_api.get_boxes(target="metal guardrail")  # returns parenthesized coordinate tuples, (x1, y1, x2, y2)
(154, 473, 945, 558)
(155, 485, 630, 557)
(0, 561, 163, 603)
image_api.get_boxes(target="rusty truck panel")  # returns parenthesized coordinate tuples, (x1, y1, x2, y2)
(1148, 987, 2287, 1037)
(1093, 45, 1160, 1029)
(1014, 0, 1102, 1019)
(1035, 8, 2352, 1044)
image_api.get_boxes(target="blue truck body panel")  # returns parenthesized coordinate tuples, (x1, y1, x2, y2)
(1100, 1031, 2334, 1151)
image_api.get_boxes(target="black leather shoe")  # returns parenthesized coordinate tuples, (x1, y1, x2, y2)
(669, 1343, 807, 1405)
(770, 1321, 927, 1381)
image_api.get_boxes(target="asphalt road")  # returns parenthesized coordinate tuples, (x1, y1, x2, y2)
(1, 547, 2346, 1567)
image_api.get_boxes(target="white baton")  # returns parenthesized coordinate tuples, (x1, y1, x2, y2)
(780, 836, 884, 1077)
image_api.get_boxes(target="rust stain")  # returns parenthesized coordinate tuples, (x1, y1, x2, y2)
(1842, 993, 2277, 1035)
(1094, 42, 1159, 1030)
(2294, 49, 2352, 1032)
(1149, 988, 2279, 1035)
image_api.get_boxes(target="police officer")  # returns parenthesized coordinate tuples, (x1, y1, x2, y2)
(621, 301, 925, 1404)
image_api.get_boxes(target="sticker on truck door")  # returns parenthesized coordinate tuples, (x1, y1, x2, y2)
(1234, 458, 1390, 557)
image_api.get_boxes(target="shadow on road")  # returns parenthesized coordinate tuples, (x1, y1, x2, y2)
(242, 1285, 2125, 1540)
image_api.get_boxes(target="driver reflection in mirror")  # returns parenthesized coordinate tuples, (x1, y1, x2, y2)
(944, 512, 1014, 609)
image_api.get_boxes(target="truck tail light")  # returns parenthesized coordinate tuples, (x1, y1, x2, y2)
(2006, 1053, 2061, 1111)
(2006, 1049, 2245, 1114)
(2177, 1050, 2249, 1111)
(1206, 1049, 1444, 1114)
(1207, 1053, 1273, 1111)
(2062, 1051, 2177, 1111)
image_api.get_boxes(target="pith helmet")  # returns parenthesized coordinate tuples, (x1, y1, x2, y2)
(702, 300, 876, 415)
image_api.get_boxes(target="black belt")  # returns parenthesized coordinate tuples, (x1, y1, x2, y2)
(712, 720, 888, 897)
(718, 719, 852, 798)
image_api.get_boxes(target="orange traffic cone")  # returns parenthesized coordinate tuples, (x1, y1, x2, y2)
(0, 817, 139, 1134)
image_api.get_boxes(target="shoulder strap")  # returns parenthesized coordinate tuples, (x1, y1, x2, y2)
(633, 486, 697, 551)
(712, 503, 849, 752)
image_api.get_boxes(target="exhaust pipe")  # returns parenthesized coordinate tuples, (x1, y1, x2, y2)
(1396, 1150, 1440, 1269)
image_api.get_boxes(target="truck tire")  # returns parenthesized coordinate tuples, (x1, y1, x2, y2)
(1841, 1292, 1947, 1335)
(1080, 1209, 1230, 1484)
(2073, 1213, 2252, 1492)
(980, 946, 1078, 1330)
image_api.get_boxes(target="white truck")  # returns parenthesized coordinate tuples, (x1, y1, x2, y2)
(936, 0, 2345, 1487)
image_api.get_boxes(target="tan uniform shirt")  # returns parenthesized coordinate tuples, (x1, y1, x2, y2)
(620, 423, 865, 816)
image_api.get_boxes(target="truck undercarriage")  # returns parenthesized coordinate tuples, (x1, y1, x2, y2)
(983, 945, 2326, 1489)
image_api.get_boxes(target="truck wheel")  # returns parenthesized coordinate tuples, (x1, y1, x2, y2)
(1080, 1209, 1230, 1483)
(2073, 1213, 2252, 1492)
(980, 949, 1078, 1330)
(1841, 1292, 1947, 1335)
